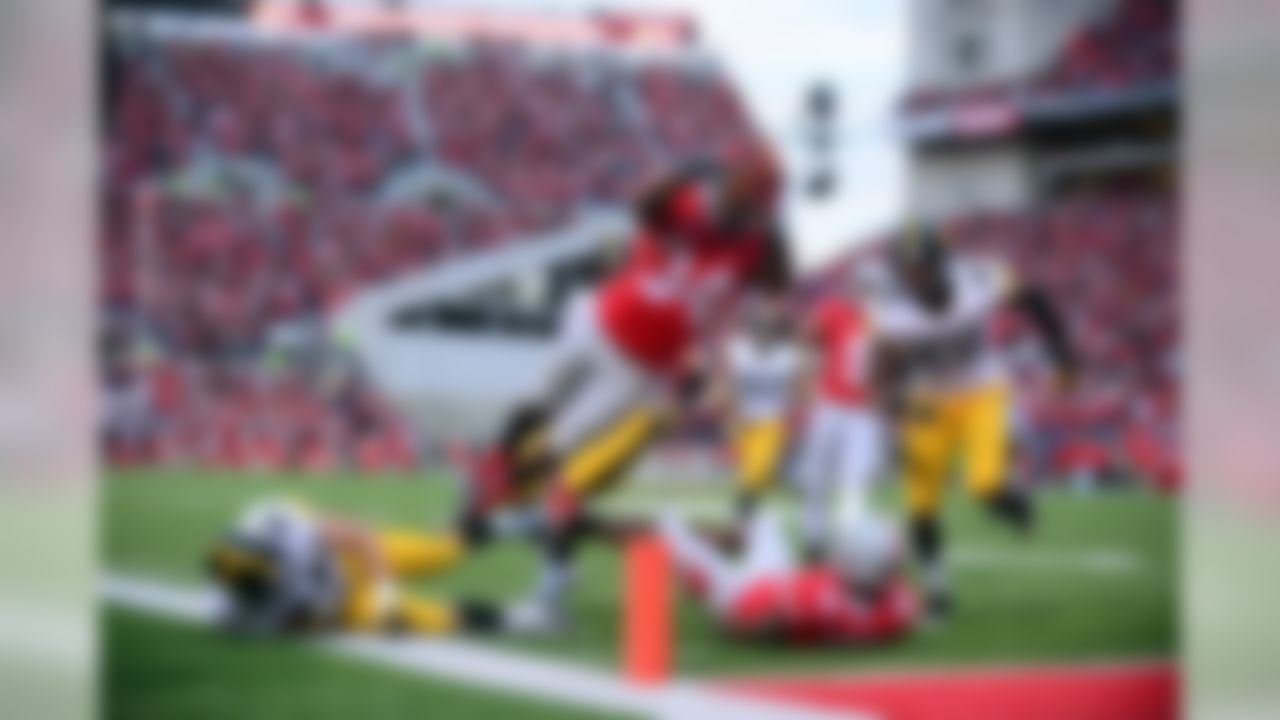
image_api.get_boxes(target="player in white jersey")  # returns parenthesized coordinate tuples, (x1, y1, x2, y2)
(867, 227, 1077, 621)
(718, 295, 808, 519)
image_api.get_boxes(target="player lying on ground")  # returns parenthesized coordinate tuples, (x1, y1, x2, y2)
(867, 226, 1077, 621)
(453, 150, 793, 615)
(206, 500, 553, 637)
(657, 508, 917, 644)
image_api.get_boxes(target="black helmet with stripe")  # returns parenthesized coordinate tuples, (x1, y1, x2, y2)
(889, 223, 952, 311)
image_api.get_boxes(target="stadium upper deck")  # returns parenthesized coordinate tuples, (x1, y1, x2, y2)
(101, 10, 760, 471)
(902, 0, 1176, 142)
(101, 5, 1178, 490)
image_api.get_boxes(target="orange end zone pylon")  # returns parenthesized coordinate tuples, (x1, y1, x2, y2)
(623, 532, 672, 685)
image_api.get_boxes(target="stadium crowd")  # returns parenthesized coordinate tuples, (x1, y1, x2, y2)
(904, 0, 1175, 113)
(965, 191, 1178, 490)
(101, 28, 756, 472)
(1033, 0, 1175, 95)
(101, 19, 1178, 490)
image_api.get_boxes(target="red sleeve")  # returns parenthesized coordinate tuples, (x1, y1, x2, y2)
(725, 579, 785, 635)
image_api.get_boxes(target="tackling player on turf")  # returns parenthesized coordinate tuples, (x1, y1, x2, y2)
(206, 500, 553, 637)
(867, 226, 1077, 622)
(657, 508, 917, 645)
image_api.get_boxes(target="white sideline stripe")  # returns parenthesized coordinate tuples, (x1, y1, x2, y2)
(720, 656, 1173, 683)
(951, 547, 1144, 575)
(101, 574, 872, 720)
(606, 494, 1147, 578)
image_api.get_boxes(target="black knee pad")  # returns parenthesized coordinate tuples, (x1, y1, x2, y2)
(545, 512, 594, 562)
(457, 512, 492, 547)
(985, 486, 1034, 532)
(910, 514, 943, 562)
(500, 403, 549, 453)
(456, 599, 502, 634)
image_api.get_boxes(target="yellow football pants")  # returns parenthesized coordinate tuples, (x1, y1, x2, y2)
(900, 382, 1011, 516)
(560, 408, 663, 500)
(733, 418, 787, 497)
(343, 583, 458, 634)
(376, 530, 465, 578)
(339, 530, 464, 633)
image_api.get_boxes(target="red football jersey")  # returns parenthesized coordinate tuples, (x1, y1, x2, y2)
(726, 568, 917, 645)
(598, 229, 767, 373)
(811, 297, 872, 406)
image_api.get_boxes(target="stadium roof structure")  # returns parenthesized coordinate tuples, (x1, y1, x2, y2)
(248, 0, 698, 53)
(901, 79, 1177, 147)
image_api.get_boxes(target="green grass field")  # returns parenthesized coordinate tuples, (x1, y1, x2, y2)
(105, 607, 635, 720)
(103, 468, 1176, 717)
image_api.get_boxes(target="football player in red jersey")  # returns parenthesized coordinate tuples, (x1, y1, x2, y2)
(455, 151, 793, 614)
(791, 290, 887, 561)
(657, 507, 917, 645)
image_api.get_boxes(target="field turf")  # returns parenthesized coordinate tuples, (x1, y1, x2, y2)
(105, 606, 635, 720)
(103, 468, 1175, 715)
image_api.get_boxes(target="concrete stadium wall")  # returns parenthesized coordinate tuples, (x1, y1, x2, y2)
(908, 0, 1113, 92)
(907, 143, 1033, 221)
(330, 209, 630, 443)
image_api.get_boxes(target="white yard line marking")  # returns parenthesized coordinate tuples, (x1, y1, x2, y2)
(951, 547, 1144, 575)
(604, 495, 1147, 578)
(717, 656, 1174, 683)
(101, 573, 872, 720)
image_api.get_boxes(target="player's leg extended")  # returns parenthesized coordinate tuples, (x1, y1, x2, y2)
(375, 529, 465, 579)
(388, 593, 556, 636)
(455, 393, 570, 543)
(531, 357, 661, 611)
(340, 567, 457, 636)
(656, 509, 734, 601)
(958, 383, 1033, 533)
(793, 403, 840, 561)
(736, 507, 795, 579)
(527, 288, 664, 612)
(900, 397, 954, 619)
(338, 553, 397, 631)
(388, 593, 458, 634)
(560, 407, 663, 501)
(713, 507, 796, 614)
(535, 406, 662, 607)
(339, 546, 556, 637)
(456, 293, 599, 546)
(834, 409, 886, 522)
(733, 418, 786, 519)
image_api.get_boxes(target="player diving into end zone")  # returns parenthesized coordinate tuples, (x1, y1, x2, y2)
(453, 151, 793, 617)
